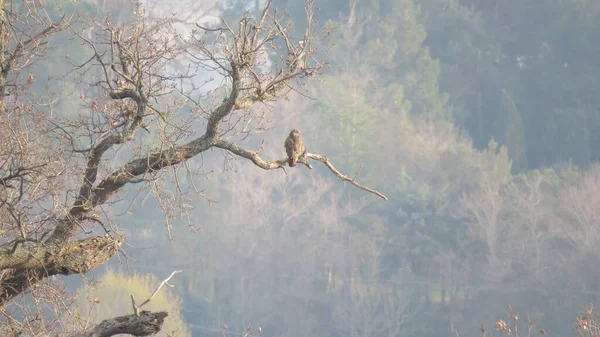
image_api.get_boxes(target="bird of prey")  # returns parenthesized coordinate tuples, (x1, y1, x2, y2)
(284, 129, 304, 167)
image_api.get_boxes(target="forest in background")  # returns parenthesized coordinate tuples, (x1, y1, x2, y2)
(13, 0, 600, 336)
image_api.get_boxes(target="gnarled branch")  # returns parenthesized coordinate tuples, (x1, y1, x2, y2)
(73, 311, 168, 337)
(0, 235, 122, 304)
(74, 270, 182, 336)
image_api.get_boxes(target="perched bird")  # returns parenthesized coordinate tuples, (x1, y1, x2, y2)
(284, 129, 304, 167)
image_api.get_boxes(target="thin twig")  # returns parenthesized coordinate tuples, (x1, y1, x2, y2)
(306, 153, 388, 201)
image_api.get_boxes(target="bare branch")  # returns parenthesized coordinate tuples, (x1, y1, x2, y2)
(132, 270, 183, 316)
(215, 140, 388, 200)
(205, 66, 241, 138)
(0, 17, 66, 97)
(306, 153, 388, 200)
(48, 135, 215, 243)
(215, 139, 289, 169)
(195, 0, 323, 140)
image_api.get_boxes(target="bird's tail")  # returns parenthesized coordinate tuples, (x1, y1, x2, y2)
(289, 158, 296, 167)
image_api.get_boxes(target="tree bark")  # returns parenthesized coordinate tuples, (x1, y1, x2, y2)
(0, 236, 121, 304)
(72, 311, 168, 337)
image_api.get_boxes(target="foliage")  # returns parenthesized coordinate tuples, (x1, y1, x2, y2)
(422, 0, 600, 169)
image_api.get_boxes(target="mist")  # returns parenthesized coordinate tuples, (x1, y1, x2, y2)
(67, 0, 600, 336)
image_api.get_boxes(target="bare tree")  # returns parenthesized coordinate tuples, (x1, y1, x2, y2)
(506, 173, 549, 280)
(334, 237, 415, 337)
(553, 167, 600, 297)
(455, 144, 513, 284)
(0, 0, 385, 335)
(558, 169, 600, 255)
